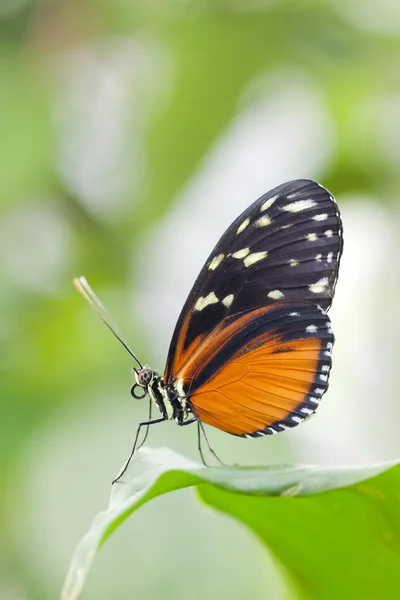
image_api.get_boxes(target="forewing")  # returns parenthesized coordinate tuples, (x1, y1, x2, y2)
(164, 179, 342, 382)
(172, 303, 333, 437)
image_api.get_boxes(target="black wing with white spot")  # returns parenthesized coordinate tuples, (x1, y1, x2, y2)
(164, 179, 342, 382)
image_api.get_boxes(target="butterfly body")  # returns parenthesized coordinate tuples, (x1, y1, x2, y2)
(136, 369, 191, 423)
(130, 179, 342, 442)
(75, 178, 343, 477)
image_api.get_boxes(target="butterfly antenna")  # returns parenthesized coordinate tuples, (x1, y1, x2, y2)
(73, 276, 143, 370)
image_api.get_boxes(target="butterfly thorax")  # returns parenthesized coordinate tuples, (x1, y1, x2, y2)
(134, 367, 190, 424)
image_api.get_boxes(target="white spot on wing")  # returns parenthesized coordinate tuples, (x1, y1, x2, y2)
(313, 213, 328, 221)
(194, 292, 219, 311)
(306, 233, 318, 242)
(237, 217, 250, 235)
(315, 254, 322, 262)
(301, 407, 313, 415)
(291, 416, 302, 423)
(309, 396, 319, 404)
(243, 251, 268, 267)
(260, 195, 278, 212)
(283, 199, 317, 213)
(289, 311, 300, 317)
(289, 258, 299, 267)
(222, 294, 234, 308)
(306, 324, 318, 334)
(255, 215, 272, 227)
(324, 229, 333, 238)
(327, 252, 333, 263)
(232, 248, 250, 259)
(268, 289, 284, 299)
(319, 374, 328, 382)
(309, 277, 329, 294)
(208, 253, 224, 270)
(314, 388, 324, 395)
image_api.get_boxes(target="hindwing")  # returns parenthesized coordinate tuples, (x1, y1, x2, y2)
(173, 303, 333, 436)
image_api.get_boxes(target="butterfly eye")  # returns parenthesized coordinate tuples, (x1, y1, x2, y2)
(137, 366, 153, 386)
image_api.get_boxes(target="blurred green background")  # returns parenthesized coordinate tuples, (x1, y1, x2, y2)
(1, 1, 400, 599)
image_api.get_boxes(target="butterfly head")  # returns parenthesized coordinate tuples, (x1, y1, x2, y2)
(131, 366, 154, 399)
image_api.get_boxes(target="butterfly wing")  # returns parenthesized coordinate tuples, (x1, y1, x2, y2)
(173, 303, 333, 436)
(164, 179, 342, 383)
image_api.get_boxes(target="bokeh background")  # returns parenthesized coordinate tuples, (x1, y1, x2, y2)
(1, 1, 400, 599)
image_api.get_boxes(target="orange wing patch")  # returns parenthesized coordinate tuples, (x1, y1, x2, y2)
(164, 304, 273, 385)
(189, 337, 322, 436)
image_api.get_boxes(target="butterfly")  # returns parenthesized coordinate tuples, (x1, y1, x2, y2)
(75, 179, 343, 481)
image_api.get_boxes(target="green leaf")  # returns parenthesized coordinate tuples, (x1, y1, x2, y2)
(61, 447, 399, 600)
(198, 470, 400, 600)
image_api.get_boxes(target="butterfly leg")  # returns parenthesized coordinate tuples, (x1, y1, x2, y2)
(176, 416, 223, 467)
(197, 421, 210, 467)
(136, 399, 152, 450)
(197, 420, 225, 467)
(112, 415, 167, 485)
(178, 417, 197, 426)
